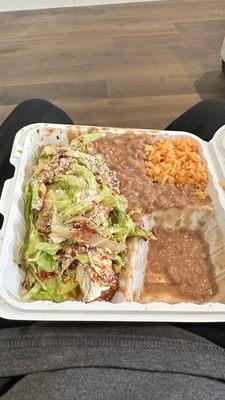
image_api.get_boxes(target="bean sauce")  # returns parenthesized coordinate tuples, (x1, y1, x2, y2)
(144, 227, 217, 302)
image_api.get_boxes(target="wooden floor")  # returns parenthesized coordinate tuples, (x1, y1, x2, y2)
(0, 0, 225, 129)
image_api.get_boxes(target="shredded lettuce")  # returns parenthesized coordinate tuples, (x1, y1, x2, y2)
(20, 131, 152, 303)
(71, 131, 105, 148)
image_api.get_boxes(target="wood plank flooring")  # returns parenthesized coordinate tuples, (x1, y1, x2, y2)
(0, 0, 225, 129)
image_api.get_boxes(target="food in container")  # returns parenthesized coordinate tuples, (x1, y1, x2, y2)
(92, 132, 223, 304)
(92, 133, 210, 213)
(20, 132, 151, 303)
(0, 123, 225, 322)
(19, 128, 224, 304)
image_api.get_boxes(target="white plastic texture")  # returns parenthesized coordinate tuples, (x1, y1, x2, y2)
(0, 123, 225, 322)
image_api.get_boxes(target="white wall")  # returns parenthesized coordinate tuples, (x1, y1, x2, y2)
(0, 0, 162, 12)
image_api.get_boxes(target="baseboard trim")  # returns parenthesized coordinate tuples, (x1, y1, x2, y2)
(0, 0, 165, 13)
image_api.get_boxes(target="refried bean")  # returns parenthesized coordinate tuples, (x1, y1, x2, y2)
(92, 133, 210, 213)
(144, 227, 217, 302)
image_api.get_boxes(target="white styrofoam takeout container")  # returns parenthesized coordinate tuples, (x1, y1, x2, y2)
(0, 123, 225, 322)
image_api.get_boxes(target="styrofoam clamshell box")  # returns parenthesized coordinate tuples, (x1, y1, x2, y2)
(0, 123, 225, 322)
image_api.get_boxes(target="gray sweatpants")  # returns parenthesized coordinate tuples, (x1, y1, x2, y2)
(0, 323, 225, 399)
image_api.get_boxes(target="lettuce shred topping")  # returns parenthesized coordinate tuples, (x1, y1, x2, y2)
(20, 131, 153, 302)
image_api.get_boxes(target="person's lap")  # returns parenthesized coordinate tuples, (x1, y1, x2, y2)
(1, 98, 225, 346)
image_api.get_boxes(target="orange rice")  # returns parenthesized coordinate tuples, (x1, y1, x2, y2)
(144, 137, 208, 198)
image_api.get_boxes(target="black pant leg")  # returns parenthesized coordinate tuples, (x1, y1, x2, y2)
(0, 98, 73, 136)
(174, 323, 225, 348)
(166, 99, 225, 141)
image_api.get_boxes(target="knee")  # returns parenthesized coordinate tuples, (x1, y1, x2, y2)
(14, 98, 55, 113)
(192, 99, 225, 113)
